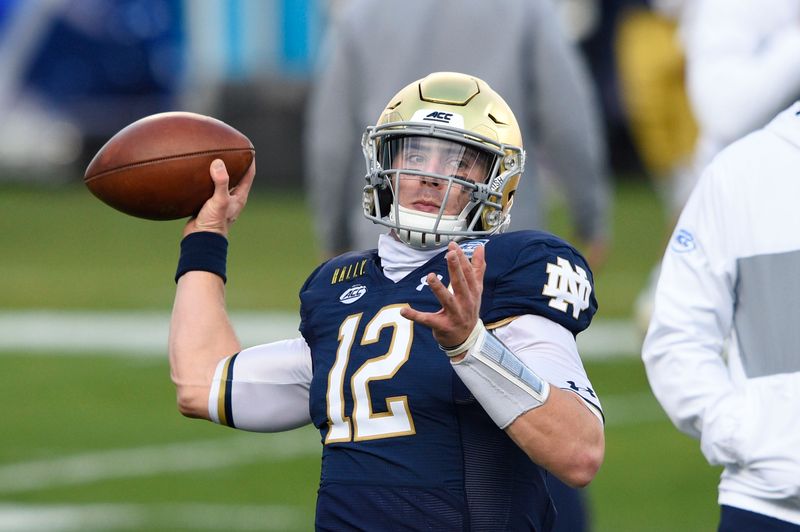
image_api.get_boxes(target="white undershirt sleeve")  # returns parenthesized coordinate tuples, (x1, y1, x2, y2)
(491, 314, 603, 422)
(208, 337, 313, 432)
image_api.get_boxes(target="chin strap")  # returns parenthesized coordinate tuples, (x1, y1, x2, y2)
(445, 320, 551, 429)
(391, 205, 466, 249)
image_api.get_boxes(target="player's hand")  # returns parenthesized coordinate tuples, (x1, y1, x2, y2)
(400, 241, 486, 349)
(184, 158, 256, 237)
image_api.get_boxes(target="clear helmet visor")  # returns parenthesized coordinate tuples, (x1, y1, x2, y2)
(383, 136, 494, 193)
(387, 135, 492, 221)
(380, 137, 495, 247)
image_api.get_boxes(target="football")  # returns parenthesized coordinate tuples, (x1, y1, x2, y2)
(84, 111, 255, 220)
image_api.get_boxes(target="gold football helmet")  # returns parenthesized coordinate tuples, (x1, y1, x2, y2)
(362, 72, 525, 249)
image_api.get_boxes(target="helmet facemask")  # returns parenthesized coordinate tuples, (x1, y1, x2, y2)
(363, 123, 523, 249)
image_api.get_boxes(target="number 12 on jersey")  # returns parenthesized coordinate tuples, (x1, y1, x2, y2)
(325, 304, 417, 443)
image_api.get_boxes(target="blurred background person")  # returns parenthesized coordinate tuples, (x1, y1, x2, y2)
(0, 0, 185, 182)
(625, 0, 800, 332)
(305, 0, 611, 274)
(617, 0, 800, 230)
(0, 0, 328, 193)
(613, 0, 698, 333)
(680, 0, 800, 205)
(615, 0, 696, 220)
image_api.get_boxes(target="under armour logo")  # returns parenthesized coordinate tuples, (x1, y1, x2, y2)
(417, 274, 443, 291)
(542, 257, 592, 319)
(566, 381, 596, 398)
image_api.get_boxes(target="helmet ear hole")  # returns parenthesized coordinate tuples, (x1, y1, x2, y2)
(377, 186, 393, 217)
(469, 204, 484, 231)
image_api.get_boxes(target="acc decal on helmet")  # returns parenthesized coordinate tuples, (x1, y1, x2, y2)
(362, 72, 525, 249)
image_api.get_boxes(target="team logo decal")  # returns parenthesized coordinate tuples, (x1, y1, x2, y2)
(459, 239, 488, 259)
(340, 284, 367, 304)
(542, 257, 592, 319)
(410, 109, 465, 129)
(670, 228, 696, 253)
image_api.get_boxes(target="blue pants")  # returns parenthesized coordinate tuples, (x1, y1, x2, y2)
(548, 476, 590, 532)
(719, 505, 800, 531)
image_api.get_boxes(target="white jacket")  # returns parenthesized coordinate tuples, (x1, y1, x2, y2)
(681, 0, 800, 176)
(642, 102, 800, 524)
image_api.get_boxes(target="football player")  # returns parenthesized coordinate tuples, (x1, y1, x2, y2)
(169, 72, 604, 530)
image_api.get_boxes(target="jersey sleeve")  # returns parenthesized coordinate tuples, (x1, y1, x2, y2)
(208, 337, 313, 432)
(494, 314, 602, 421)
(482, 232, 597, 335)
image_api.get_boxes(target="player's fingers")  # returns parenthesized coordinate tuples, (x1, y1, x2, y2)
(399, 305, 442, 329)
(191, 160, 234, 234)
(399, 305, 423, 322)
(445, 244, 469, 298)
(469, 244, 486, 294)
(209, 159, 231, 197)
(449, 244, 482, 307)
(427, 271, 457, 311)
(453, 244, 479, 296)
(231, 159, 256, 199)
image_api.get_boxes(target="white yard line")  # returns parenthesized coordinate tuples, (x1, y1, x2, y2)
(0, 392, 660, 530)
(0, 310, 300, 356)
(0, 392, 660, 496)
(0, 310, 640, 359)
(0, 503, 308, 531)
(0, 428, 321, 530)
(0, 428, 319, 495)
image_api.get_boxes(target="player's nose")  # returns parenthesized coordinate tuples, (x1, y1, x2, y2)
(419, 177, 442, 188)
(418, 168, 447, 187)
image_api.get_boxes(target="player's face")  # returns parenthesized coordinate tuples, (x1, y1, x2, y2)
(391, 137, 489, 216)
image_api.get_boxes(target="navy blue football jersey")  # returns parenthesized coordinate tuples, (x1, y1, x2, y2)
(299, 230, 598, 531)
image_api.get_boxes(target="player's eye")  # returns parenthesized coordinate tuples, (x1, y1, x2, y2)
(405, 153, 426, 166)
(442, 158, 464, 172)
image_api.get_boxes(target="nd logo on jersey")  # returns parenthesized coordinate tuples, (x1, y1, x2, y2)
(542, 257, 592, 319)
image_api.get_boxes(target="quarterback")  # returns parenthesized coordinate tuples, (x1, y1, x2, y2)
(169, 72, 604, 530)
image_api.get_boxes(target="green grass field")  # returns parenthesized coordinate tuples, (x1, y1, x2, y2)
(0, 180, 723, 531)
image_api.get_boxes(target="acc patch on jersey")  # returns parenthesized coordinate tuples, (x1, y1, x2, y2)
(670, 228, 696, 253)
(339, 284, 367, 304)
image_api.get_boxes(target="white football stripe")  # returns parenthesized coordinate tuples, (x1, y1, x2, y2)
(0, 503, 308, 531)
(0, 311, 639, 359)
(0, 391, 659, 497)
(0, 310, 300, 356)
(0, 427, 319, 495)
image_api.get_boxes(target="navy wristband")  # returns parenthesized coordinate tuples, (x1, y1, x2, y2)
(175, 232, 228, 283)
